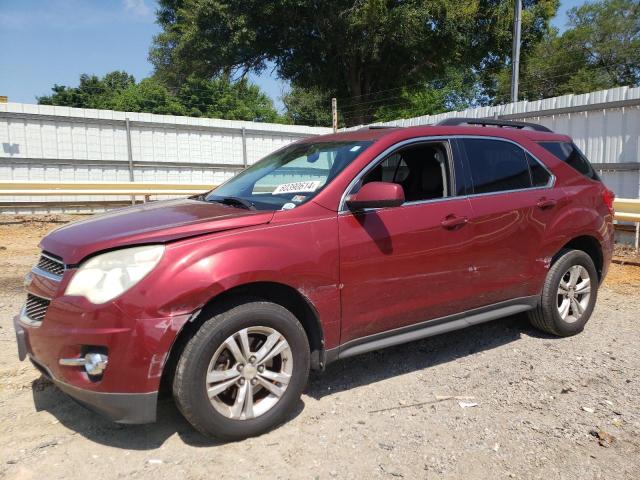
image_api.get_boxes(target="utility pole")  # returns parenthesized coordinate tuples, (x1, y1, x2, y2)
(511, 0, 522, 103)
(125, 118, 136, 205)
(331, 97, 338, 133)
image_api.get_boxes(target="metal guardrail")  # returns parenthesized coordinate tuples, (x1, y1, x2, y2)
(1, 182, 639, 212)
(0, 181, 214, 196)
(0, 182, 639, 250)
(614, 198, 640, 252)
(613, 199, 640, 222)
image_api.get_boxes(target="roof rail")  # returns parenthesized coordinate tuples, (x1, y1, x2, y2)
(437, 117, 552, 133)
(366, 125, 398, 129)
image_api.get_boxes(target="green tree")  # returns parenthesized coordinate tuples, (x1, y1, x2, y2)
(150, 0, 558, 125)
(493, 0, 640, 101)
(370, 69, 485, 122)
(111, 78, 187, 115)
(281, 87, 333, 126)
(38, 71, 135, 109)
(178, 76, 280, 122)
(38, 71, 281, 122)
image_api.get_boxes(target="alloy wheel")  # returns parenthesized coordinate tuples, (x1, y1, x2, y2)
(557, 265, 591, 323)
(205, 326, 293, 420)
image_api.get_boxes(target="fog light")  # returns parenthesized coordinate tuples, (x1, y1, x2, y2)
(84, 353, 108, 376)
(59, 352, 108, 377)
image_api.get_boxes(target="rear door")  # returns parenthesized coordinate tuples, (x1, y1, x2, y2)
(456, 137, 560, 307)
(338, 139, 476, 344)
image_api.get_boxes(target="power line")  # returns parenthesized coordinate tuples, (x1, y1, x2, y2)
(335, 57, 621, 109)
(339, 64, 637, 126)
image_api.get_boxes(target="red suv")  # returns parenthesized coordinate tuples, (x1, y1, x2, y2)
(14, 118, 614, 439)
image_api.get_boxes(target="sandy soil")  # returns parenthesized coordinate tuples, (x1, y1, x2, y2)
(0, 217, 639, 480)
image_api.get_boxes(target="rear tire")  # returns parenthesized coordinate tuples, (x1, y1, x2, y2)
(173, 300, 310, 440)
(528, 249, 598, 336)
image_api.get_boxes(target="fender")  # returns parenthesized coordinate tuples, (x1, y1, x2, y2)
(533, 183, 613, 288)
(115, 210, 342, 351)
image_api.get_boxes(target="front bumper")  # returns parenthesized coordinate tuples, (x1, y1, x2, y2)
(14, 316, 157, 424)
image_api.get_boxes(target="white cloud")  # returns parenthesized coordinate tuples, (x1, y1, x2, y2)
(123, 0, 151, 17)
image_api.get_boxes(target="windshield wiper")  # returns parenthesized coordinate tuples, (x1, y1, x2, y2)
(209, 196, 256, 210)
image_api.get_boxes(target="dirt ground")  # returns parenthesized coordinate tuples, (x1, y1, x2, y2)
(614, 243, 640, 267)
(0, 217, 639, 480)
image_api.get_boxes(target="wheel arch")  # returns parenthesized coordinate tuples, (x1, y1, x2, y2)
(160, 281, 326, 394)
(556, 235, 604, 280)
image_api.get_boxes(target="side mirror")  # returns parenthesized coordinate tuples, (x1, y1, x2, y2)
(346, 181, 405, 211)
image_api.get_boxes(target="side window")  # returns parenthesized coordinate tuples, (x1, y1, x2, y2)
(461, 139, 532, 194)
(538, 141, 600, 181)
(375, 154, 410, 183)
(361, 142, 450, 202)
(526, 153, 552, 187)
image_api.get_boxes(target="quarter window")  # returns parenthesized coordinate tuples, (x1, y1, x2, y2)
(526, 153, 551, 187)
(460, 139, 532, 194)
(538, 142, 600, 181)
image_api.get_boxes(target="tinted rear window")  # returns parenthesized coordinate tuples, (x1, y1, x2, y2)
(460, 139, 532, 194)
(538, 142, 600, 181)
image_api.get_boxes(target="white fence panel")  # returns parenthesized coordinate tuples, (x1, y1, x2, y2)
(0, 103, 331, 213)
(2, 86, 639, 213)
(349, 86, 640, 199)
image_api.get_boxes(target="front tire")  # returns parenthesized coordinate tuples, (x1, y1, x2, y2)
(528, 249, 598, 336)
(173, 300, 310, 440)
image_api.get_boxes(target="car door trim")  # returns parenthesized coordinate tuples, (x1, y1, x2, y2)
(325, 295, 539, 364)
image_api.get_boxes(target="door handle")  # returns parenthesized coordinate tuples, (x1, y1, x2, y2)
(536, 198, 557, 210)
(441, 215, 468, 230)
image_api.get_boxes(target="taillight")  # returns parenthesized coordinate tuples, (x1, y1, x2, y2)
(603, 189, 615, 213)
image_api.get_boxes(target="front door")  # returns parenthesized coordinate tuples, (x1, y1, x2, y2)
(338, 140, 475, 344)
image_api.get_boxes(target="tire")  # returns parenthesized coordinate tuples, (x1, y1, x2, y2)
(528, 249, 598, 336)
(173, 300, 310, 440)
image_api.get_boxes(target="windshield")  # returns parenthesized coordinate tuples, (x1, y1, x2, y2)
(203, 141, 373, 211)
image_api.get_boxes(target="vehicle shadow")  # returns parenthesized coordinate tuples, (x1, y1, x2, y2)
(306, 312, 546, 399)
(31, 380, 306, 450)
(30, 312, 548, 449)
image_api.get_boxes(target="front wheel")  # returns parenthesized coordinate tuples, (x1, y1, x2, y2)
(528, 249, 598, 336)
(173, 301, 310, 440)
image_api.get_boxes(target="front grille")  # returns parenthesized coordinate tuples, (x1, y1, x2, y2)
(36, 252, 65, 277)
(25, 294, 50, 324)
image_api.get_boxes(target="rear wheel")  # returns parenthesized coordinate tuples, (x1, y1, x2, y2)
(528, 249, 598, 336)
(173, 301, 310, 440)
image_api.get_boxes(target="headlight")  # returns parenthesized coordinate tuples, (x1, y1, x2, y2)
(65, 245, 165, 304)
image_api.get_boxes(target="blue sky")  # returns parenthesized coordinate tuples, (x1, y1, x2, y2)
(0, 0, 585, 109)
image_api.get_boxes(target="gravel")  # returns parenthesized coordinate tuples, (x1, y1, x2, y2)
(0, 218, 638, 480)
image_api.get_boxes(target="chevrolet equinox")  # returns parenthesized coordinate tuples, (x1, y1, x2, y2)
(14, 118, 614, 440)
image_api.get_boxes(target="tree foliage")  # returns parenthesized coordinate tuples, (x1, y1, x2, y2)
(38, 72, 280, 122)
(372, 69, 486, 122)
(177, 76, 280, 122)
(38, 71, 136, 110)
(150, 0, 558, 124)
(281, 87, 333, 126)
(492, 0, 640, 101)
(38, 1, 639, 126)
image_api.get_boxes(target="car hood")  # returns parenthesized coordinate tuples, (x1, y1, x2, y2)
(41, 198, 275, 264)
